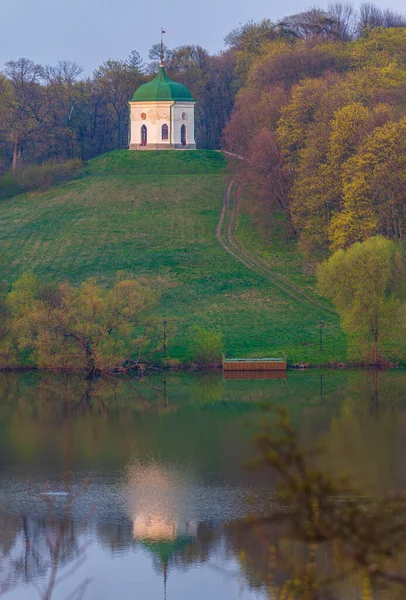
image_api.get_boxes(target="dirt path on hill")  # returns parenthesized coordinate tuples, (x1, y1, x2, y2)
(216, 181, 335, 313)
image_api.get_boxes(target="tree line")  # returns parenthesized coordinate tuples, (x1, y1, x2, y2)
(0, 45, 236, 178)
(224, 8, 406, 255)
(1, 1, 405, 181)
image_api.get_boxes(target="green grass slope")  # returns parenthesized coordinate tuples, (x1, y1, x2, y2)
(0, 150, 347, 364)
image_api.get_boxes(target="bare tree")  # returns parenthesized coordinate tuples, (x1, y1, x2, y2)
(4, 58, 47, 174)
(277, 8, 341, 40)
(358, 1, 406, 32)
(382, 7, 406, 27)
(328, 1, 358, 40)
(44, 61, 83, 85)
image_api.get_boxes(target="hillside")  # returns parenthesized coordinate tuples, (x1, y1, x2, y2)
(0, 150, 346, 364)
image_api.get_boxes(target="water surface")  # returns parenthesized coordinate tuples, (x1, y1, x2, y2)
(0, 369, 405, 599)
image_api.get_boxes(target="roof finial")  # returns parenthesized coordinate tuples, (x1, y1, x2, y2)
(160, 28, 166, 67)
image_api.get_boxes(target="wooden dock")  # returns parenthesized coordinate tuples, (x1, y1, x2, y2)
(222, 357, 287, 372)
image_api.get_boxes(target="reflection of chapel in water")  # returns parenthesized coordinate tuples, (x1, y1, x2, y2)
(126, 464, 198, 595)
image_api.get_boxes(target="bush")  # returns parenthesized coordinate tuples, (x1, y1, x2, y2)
(189, 326, 224, 366)
(0, 173, 22, 200)
(0, 159, 83, 200)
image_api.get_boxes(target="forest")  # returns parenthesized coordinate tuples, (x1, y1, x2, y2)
(224, 17, 406, 254)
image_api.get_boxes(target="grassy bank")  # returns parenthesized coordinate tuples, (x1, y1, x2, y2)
(0, 150, 347, 365)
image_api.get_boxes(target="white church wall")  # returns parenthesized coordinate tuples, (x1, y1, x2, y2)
(129, 101, 174, 149)
(129, 100, 196, 150)
(172, 103, 196, 148)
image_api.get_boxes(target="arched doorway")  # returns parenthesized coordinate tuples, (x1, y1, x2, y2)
(141, 125, 147, 146)
(162, 124, 169, 141)
(181, 125, 187, 147)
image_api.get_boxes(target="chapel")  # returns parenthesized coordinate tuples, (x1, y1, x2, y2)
(129, 59, 196, 150)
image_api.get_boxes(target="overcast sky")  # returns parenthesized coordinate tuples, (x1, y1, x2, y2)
(1, 0, 405, 75)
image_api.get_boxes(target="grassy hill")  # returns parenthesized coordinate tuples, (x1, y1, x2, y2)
(0, 150, 347, 364)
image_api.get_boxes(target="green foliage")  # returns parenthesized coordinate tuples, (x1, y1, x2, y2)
(189, 326, 224, 365)
(5, 272, 158, 374)
(352, 26, 406, 67)
(329, 116, 406, 249)
(317, 236, 406, 363)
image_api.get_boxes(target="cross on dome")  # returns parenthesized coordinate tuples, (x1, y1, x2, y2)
(160, 28, 166, 67)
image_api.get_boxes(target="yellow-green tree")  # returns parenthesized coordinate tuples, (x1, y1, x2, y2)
(6, 273, 157, 375)
(351, 26, 406, 69)
(279, 64, 406, 254)
(329, 117, 406, 250)
(317, 236, 406, 363)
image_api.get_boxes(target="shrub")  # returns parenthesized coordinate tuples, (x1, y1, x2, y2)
(0, 159, 83, 200)
(0, 173, 22, 200)
(189, 326, 224, 366)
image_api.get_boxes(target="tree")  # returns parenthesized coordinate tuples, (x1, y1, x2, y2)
(0, 75, 15, 173)
(224, 19, 278, 52)
(352, 26, 406, 68)
(329, 117, 406, 249)
(4, 58, 47, 174)
(43, 60, 83, 85)
(317, 236, 406, 363)
(156, 44, 236, 149)
(147, 43, 173, 73)
(93, 60, 146, 149)
(328, 1, 357, 40)
(6, 273, 158, 375)
(277, 8, 342, 40)
(358, 2, 406, 32)
(237, 129, 294, 234)
(126, 50, 145, 73)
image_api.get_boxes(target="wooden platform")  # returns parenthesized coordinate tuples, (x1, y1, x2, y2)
(222, 358, 287, 372)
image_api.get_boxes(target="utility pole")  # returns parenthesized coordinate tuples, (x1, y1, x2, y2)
(319, 321, 324, 352)
(163, 320, 167, 352)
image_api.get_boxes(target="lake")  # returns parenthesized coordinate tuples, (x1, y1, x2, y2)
(0, 369, 405, 599)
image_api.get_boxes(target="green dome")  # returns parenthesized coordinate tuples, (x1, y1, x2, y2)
(131, 67, 194, 103)
(140, 536, 194, 561)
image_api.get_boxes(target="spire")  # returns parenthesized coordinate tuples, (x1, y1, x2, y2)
(160, 28, 166, 67)
(163, 559, 168, 600)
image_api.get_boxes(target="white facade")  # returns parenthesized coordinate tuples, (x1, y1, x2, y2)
(129, 101, 196, 150)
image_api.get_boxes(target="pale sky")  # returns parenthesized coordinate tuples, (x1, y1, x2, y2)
(1, 0, 405, 75)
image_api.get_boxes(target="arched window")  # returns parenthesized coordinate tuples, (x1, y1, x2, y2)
(162, 123, 169, 141)
(181, 124, 187, 147)
(141, 125, 147, 146)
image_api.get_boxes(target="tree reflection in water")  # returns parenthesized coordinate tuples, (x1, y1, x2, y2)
(0, 374, 182, 599)
(0, 398, 92, 599)
(227, 402, 406, 600)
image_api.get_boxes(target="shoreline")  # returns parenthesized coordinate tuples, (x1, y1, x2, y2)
(0, 361, 403, 375)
